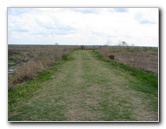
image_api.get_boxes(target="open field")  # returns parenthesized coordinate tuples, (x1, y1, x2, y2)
(8, 46, 158, 121)
(99, 46, 158, 75)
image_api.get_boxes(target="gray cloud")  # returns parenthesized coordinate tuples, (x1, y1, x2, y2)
(139, 19, 156, 24)
(8, 8, 36, 16)
(134, 12, 156, 24)
(114, 8, 128, 13)
(34, 18, 75, 36)
(70, 8, 100, 14)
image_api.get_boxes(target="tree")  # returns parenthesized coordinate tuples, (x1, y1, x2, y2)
(118, 41, 128, 46)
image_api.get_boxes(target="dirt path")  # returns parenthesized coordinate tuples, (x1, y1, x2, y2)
(9, 50, 158, 121)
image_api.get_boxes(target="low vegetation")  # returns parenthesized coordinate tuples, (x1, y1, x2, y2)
(8, 45, 78, 90)
(8, 45, 158, 90)
(8, 45, 158, 121)
(98, 45, 158, 75)
(93, 50, 158, 90)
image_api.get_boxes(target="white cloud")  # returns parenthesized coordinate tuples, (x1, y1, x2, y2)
(8, 8, 159, 46)
(133, 8, 158, 24)
(113, 8, 128, 13)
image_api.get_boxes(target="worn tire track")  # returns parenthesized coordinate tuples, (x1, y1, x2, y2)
(9, 50, 158, 121)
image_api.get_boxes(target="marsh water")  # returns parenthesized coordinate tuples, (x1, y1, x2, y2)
(8, 61, 17, 76)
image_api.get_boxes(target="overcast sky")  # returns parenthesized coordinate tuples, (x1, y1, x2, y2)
(8, 8, 159, 46)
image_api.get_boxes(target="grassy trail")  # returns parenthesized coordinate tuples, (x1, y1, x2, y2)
(8, 50, 158, 121)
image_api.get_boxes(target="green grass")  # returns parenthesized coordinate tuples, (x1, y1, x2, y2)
(92, 50, 158, 93)
(8, 50, 76, 121)
(9, 50, 158, 121)
(80, 50, 135, 120)
(62, 53, 71, 60)
(98, 95, 133, 121)
(8, 55, 72, 118)
(92, 50, 158, 113)
(9, 62, 60, 102)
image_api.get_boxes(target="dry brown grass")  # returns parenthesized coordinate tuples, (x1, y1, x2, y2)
(8, 45, 77, 89)
(99, 46, 158, 75)
(114, 52, 158, 74)
(11, 57, 54, 84)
